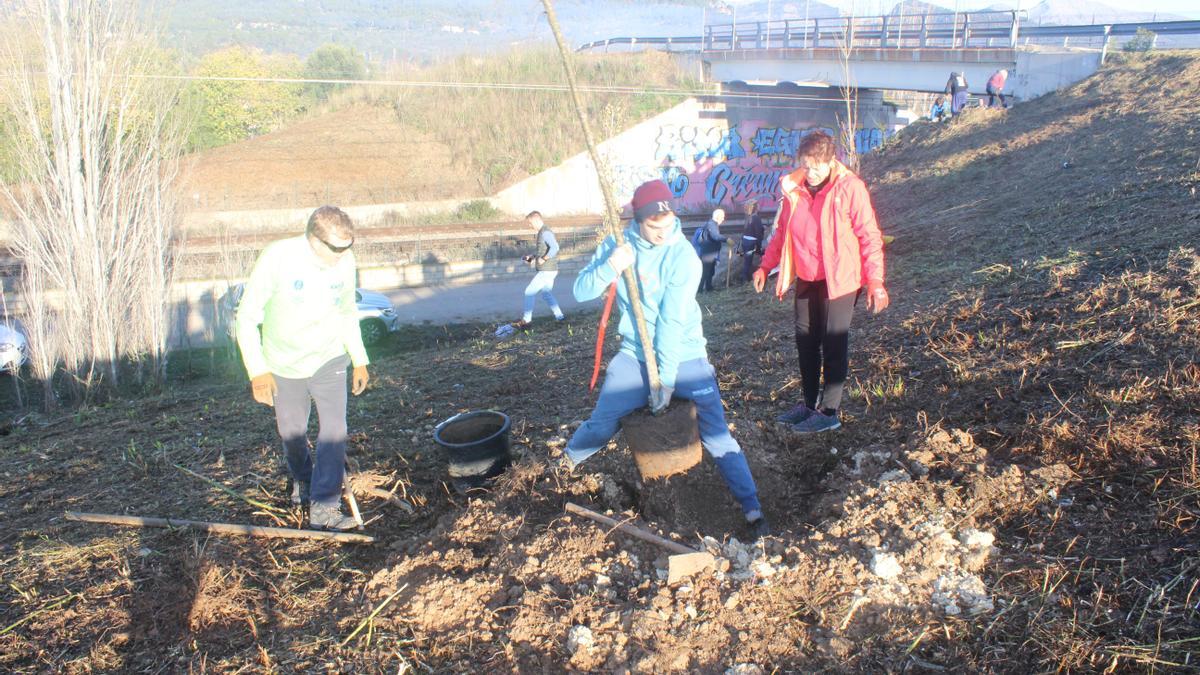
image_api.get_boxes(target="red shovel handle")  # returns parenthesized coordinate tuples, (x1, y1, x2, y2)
(590, 282, 618, 391)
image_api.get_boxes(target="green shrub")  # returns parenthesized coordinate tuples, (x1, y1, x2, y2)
(1122, 28, 1156, 53)
(185, 46, 305, 149)
(452, 199, 503, 222)
(303, 44, 367, 100)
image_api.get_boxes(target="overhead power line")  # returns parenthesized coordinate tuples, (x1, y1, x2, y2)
(141, 73, 864, 104)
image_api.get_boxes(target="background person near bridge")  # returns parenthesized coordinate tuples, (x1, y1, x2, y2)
(945, 71, 970, 116)
(752, 131, 889, 434)
(987, 68, 1009, 109)
(930, 95, 950, 122)
(515, 210, 565, 327)
(739, 201, 766, 282)
(693, 207, 727, 293)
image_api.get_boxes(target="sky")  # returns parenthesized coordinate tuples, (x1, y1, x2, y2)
(817, 0, 1200, 19)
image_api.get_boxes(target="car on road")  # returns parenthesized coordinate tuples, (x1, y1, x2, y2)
(0, 318, 29, 373)
(353, 288, 402, 346)
(220, 284, 401, 347)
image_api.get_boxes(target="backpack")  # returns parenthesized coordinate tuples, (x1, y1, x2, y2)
(691, 224, 709, 252)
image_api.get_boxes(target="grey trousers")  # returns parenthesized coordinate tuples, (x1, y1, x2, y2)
(273, 354, 349, 507)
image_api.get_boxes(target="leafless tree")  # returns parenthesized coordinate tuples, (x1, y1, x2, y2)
(1, 0, 184, 408)
(835, 12, 861, 172)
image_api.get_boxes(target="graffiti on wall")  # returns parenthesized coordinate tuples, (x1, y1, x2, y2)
(619, 121, 892, 212)
(655, 125, 746, 163)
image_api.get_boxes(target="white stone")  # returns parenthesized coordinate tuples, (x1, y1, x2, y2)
(751, 560, 776, 578)
(566, 625, 594, 654)
(959, 528, 996, 549)
(932, 573, 995, 616)
(725, 665, 765, 675)
(870, 551, 902, 579)
(878, 469, 912, 483)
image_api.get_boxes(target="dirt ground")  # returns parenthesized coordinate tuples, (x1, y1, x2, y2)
(180, 104, 482, 211)
(1, 53, 1199, 672)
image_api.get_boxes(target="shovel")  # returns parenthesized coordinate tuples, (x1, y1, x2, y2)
(565, 502, 715, 584)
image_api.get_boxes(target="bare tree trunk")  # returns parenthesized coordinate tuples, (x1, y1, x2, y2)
(836, 15, 861, 172)
(1, 0, 184, 407)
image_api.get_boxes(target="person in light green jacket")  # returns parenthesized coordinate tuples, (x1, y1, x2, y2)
(236, 206, 370, 531)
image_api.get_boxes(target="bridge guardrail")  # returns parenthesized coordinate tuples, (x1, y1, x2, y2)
(579, 14, 1200, 53)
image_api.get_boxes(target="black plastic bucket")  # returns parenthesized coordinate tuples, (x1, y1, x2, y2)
(434, 410, 512, 492)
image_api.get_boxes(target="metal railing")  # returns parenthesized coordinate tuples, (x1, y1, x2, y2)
(703, 10, 1022, 51)
(578, 13, 1200, 53)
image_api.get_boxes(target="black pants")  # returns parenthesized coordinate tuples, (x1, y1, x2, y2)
(793, 280, 857, 413)
(741, 236, 760, 281)
(700, 257, 718, 292)
(987, 86, 1007, 108)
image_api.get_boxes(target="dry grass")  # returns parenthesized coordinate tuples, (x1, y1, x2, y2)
(323, 48, 708, 193)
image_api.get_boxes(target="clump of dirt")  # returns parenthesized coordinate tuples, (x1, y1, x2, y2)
(802, 429, 1070, 622)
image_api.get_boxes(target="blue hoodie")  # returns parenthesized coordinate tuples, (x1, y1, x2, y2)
(573, 216, 707, 388)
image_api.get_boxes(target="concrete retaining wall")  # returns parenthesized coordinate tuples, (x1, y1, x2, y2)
(494, 94, 898, 218)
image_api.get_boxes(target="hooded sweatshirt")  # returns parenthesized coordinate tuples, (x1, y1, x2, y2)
(573, 216, 706, 388)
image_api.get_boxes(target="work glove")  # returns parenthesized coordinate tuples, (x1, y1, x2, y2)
(607, 243, 635, 275)
(752, 268, 768, 293)
(352, 366, 370, 395)
(250, 372, 277, 407)
(649, 385, 674, 416)
(866, 281, 890, 314)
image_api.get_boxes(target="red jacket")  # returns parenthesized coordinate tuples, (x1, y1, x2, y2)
(759, 161, 885, 299)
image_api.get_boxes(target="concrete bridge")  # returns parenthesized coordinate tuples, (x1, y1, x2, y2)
(580, 11, 1200, 99)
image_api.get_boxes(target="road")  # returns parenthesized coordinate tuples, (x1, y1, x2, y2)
(381, 273, 600, 326)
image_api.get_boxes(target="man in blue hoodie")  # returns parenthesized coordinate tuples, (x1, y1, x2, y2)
(559, 180, 769, 537)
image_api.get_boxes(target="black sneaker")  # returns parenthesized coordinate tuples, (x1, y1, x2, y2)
(777, 403, 815, 425)
(309, 502, 358, 531)
(748, 517, 771, 540)
(791, 410, 841, 434)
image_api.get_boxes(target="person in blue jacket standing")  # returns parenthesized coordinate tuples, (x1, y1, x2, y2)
(558, 180, 769, 538)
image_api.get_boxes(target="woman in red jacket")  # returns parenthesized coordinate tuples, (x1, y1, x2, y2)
(752, 131, 889, 433)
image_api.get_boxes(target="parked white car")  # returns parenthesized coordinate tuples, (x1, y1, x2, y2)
(221, 284, 401, 346)
(353, 288, 402, 346)
(0, 319, 29, 373)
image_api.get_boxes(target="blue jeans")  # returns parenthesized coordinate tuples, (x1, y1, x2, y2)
(273, 355, 349, 507)
(565, 352, 762, 519)
(522, 271, 563, 322)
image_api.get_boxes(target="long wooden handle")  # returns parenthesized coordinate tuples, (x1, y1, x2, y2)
(565, 502, 697, 555)
(65, 511, 375, 544)
(343, 483, 364, 528)
(540, 0, 661, 391)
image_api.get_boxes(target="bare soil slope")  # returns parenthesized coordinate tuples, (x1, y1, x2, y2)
(1, 53, 1198, 672)
(181, 104, 480, 211)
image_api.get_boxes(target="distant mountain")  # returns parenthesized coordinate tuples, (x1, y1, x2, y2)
(887, 1, 959, 18)
(145, 0, 1191, 61)
(883, 0, 1186, 25)
(709, 0, 841, 23)
(1023, 0, 1185, 25)
(146, 0, 842, 61)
